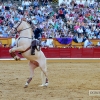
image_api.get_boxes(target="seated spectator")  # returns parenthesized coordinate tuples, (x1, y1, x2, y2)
(76, 34, 84, 43)
(95, 27, 100, 36)
(41, 40, 48, 47)
(84, 36, 94, 48)
(85, 26, 91, 35)
(89, 0, 94, 8)
(41, 39, 54, 47)
(84, 0, 89, 7)
(42, 0, 49, 6)
(88, 34, 93, 39)
(0, 17, 3, 25)
(79, 0, 84, 8)
(92, 34, 96, 39)
(2, 30, 8, 38)
(66, 0, 71, 6)
(97, 40, 100, 47)
(47, 39, 54, 47)
(0, 31, 3, 37)
(61, 0, 67, 6)
(0, 41, 2, 47)
(33, 0, 39, 8)
(32, 17, 38, 25)
(97, 21, 100, 27)
(58, 7, 64, 19)
(11, 38, 16, 47)
(97, 33, 100, 39)
(77, 26, 83, 34)
(74, 23, 80, 33)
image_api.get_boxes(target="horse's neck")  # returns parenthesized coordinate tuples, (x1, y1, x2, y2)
(20, 30, 32, 37)
(20, 22, 33, 37)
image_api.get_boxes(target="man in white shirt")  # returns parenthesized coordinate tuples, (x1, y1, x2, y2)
(41, 39, 54, 47)
(41, 40, 48, 47)
(84, 36, 93, 48)
(77, 27, 83, 34)
(61, 0, 67, 5)
(97, 40, 100, 46)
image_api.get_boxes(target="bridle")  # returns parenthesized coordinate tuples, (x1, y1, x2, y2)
(13, 21, 22, 32)
(13, 20, 32, 33)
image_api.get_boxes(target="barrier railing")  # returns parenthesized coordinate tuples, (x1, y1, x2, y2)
(0, 38, 99, 48)
(0, 47, 100, 58)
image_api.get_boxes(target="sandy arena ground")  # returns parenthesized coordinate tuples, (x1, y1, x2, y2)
(0, 60, 100, 100)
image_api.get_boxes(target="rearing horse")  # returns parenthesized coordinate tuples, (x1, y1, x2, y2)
(9, 20, 48, 88)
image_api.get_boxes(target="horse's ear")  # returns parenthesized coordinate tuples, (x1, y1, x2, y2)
(21, 18, 26, 21)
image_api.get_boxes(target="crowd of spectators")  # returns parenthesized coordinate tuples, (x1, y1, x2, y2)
(0, 0, 100, 47)
(58, 0, 100, 43)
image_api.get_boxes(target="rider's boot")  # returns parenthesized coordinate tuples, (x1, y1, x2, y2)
(31, 46, 36, 55)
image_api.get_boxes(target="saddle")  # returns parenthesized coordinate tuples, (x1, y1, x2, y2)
(31, 39, 41, 55)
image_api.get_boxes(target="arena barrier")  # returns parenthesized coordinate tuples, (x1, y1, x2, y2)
(1, 47, 100, 58)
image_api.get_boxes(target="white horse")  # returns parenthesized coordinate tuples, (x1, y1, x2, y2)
(9, 20, 48, 88)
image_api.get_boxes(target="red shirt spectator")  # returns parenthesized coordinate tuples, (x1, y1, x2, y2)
(97, 21, 100, 27)
(0, 18, 3, 24)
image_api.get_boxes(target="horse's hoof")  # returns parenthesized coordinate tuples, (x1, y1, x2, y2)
(24, 85, 28, 88)
(39, 83, 48, 87)
(45, 83, 49, 86)
(39, 84, 44, 87)
(16, 58, 20, 61)
(14, 57, 20, 61)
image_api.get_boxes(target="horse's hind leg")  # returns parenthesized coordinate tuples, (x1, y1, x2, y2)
(41, 70, 48, 87)
(40, 62, 48, 87)
(24, 61, 37, 88)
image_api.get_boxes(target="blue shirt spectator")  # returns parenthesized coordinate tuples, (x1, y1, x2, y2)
(2, 30, 8, 38)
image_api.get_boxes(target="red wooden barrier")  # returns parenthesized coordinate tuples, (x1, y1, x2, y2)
(0, 47, 11, 58)
(0, 47, 100, 58)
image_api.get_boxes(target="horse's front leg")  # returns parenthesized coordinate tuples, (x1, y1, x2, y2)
(9, 46, 25, 60)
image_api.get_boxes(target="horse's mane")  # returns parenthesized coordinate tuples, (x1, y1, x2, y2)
(22, 20, 34, 36)
(22, 20, 33, 29)
(23, 20, 31, 26)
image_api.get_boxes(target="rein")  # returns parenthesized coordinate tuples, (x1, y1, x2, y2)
(17, 27, 32, 33)
(17, 37, 33, 53)
(17, 37, 32, 54)
(19, 46, 31, 54)
(13, 20, 32, 33)
(17, 37, 32, 40)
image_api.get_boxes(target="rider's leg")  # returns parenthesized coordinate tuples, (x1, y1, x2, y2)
(31, 46, 36, 55)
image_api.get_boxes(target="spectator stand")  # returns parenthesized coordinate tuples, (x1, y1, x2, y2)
(0, 0, 99, 50)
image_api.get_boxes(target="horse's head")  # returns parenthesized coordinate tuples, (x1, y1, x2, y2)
(11, 19, 32, 37)
(13, 21, 23, 32)
(12, 18, 31, 32)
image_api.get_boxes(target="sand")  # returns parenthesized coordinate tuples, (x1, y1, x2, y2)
(0, 60, 100, 100)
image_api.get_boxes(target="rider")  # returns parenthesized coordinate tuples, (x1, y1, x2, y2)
(31, 24, 42, 55)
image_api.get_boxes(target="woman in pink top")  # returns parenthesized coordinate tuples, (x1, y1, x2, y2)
(74, 23, 80, 31)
